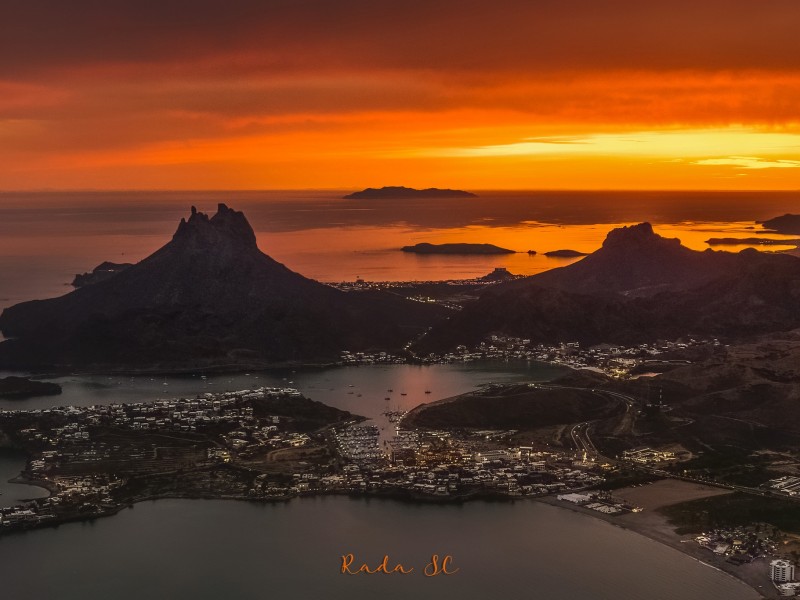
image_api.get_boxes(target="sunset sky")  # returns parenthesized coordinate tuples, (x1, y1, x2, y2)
(3, 1, 800, 190)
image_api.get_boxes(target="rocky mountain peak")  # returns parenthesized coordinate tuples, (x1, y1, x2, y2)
(601, 222, 681, 252)
(172, 203, 257, 250)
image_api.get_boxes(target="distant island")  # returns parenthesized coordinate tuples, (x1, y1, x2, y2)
(706, 237, 800, 246)
(343, 186, 477, 199)
(401, 243, 515, 255)
(760, 214, 800, 235)
(0, 376, 61, 399)
(544, 249, 589, 257)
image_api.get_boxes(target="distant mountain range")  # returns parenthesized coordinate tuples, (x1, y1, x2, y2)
(343, 186, 477, 199)
(417, 222, 800, 350)
(0, 204, 445, 371)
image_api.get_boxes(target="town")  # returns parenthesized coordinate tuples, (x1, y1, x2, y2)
(0, 386, 615, 533)
(2, 383, 799, 597)
(339, 334, 718, 378)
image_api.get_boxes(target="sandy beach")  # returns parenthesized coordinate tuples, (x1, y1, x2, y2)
(538, 479, 778, 599)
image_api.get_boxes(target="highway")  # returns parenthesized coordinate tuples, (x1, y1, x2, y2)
(534, 383, 797, 503)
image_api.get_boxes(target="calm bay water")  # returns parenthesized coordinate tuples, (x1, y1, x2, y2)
(0, 361, 567, 446)
(0, 496, 759, 600)
(0, 450, 48, 508)
(1, 190, 799, 310)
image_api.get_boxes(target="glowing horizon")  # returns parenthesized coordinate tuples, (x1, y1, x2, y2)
(3, 2, 800, 191)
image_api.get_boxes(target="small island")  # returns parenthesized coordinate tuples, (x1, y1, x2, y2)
(0, 376, 62, 399)
(758, 214, 800, 235)
(401, 243, 515, 255)
(706, 237, 800, 246)
(544, 249, 589, 257)
(343, 186, 477, 200)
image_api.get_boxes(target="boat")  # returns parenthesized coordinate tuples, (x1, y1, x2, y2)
(424, 390, 432, 394)
(400, 392, 407, 396)
(384, 397, 391, 401)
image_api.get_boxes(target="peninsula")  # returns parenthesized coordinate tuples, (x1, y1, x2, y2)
(401, 242, 515, 255)
(761, 214, 800, 235)
(0, 376, 61, 399)
(343, 186, 477, 199)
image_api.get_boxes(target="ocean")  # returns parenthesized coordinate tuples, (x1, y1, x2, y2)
(1, 189, 799, 310)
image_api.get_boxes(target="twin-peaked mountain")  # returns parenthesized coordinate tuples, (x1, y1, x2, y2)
(417, 223, 800, 351)
(0, 204, 445, 370)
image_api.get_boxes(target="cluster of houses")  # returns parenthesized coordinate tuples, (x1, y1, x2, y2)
(338, 350, 407, 365)
(326, 425, 606, 499)
(1, 474, 124, 530)
(695, 526, 781, 566)
(620, 447, 677, 465)
(329, 273, 523, 295)
(556, 491, 641, 515)
(0, 387, 320, 533)
(766, 476, 800, 497)
(415, 335, 716, 378)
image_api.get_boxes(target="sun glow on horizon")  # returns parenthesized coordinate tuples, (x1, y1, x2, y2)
(5, 2, 800, 190)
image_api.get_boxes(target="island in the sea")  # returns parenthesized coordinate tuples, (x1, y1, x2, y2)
(401, 243, 515, 255)
(343, 186, 477, 199)
(543, 249, 589, 257)
(0, 376, 61, 399)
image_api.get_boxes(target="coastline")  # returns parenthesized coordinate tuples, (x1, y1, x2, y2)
(0, 467, 781, 599)
(535, 494, 774, 599)
(9, 475, 56, 497)
(1, 477, 775, 599)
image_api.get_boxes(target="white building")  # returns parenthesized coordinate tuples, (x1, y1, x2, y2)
(771, 559, 796, 583)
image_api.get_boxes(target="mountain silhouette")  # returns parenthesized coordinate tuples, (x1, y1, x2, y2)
(418, 223, 800, 350)
(531, 223, 737, 296)
(0, 204, 445, 370)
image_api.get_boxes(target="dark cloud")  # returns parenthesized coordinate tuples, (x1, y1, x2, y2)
(3, 0, 800, 79)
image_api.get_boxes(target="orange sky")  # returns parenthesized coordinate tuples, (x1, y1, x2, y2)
(3, 1, 800, 190)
